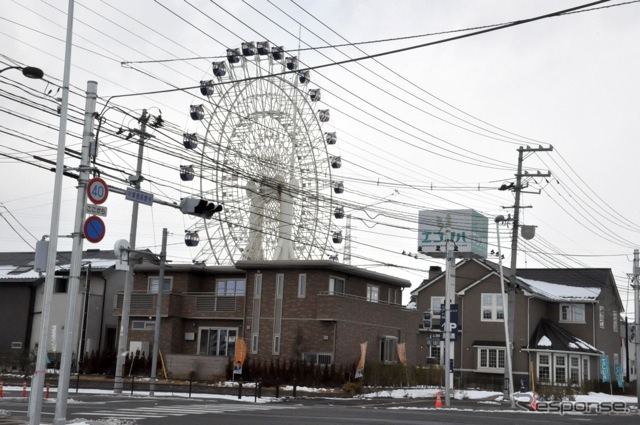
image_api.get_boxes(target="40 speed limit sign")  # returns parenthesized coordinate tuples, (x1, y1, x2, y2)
(87, 177, 109, 205)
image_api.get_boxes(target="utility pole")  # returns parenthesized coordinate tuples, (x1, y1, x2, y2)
(443, 235, 454, 407)
(503, 145, 552, 395)
(150, 228, 168, 396)
(114, 110, 153, 393)
(53, 80, 98, 424)
(633, 249, 640, 405)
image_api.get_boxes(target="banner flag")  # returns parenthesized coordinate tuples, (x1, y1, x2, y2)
(397, 342, 407, 366)
(234, 338, 247, 375)
(355, 342, 367, 379)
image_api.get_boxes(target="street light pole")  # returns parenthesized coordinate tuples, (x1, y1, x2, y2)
(28, 1, 74, 423)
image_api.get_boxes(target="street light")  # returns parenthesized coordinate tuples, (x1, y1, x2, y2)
(0, 65, 44, 79)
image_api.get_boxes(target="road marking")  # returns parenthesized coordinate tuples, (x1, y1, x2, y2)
(75, 402, 295, 420)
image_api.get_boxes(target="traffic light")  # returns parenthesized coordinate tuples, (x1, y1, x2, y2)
(180, 197, 223, 219)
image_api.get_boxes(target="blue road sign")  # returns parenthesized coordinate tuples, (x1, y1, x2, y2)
(84, 215, 106, 243)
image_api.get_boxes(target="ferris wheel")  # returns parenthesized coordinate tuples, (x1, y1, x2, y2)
(181, 42, 344, 264)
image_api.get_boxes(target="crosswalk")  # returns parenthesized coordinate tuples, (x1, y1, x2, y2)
(74, 402, 296, 421)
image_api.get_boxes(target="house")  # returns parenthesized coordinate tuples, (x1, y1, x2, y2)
(0, 250, 127, 372)
(410, 258, 625, 390)
(115, 260, 419, 379)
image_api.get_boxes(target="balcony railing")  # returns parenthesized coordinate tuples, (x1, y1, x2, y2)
(114, 291, 239, 315)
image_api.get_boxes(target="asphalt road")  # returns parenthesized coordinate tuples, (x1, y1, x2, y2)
(1, 394, 639, 424)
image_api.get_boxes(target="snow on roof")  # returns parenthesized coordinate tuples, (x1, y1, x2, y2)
(537, 336, 552, 347)
(0, 259, 116, 281)
(520, 277, 600, 302)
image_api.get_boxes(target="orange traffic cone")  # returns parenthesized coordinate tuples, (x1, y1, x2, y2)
(22, 381, 27, 398)
(531, 393, 537, 411)
(435, 390, 443, 408)
(45, 382, 50, 399)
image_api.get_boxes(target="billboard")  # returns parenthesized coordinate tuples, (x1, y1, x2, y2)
(418, 209, 488, 259)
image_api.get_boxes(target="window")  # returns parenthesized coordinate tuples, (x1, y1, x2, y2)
(380, 337, 398, 363)
(216, 279, 246, 296)
(367, 284, 379, 302)
(582, 358, 590, 382)
(198, 328, 237, 356)
(431, 296, 445, 315)
(251, 274, 262, 355)
(273, 335, 281, 355)
(149, 276, 172, 294)
(554, 354, 566, 383)
(298, 274, 306, 298)
(538, 353, 551, 383)
(329, 276, 345, 295)
(388, 288, 399, 304)
(599, 306, 605, 329)
(428, 345, 441, 364)
(570, 356, 580, 384)
(613, 310, 619, 332)
(560, 303, 585, 323)
(251, 334, 259, 355)
(477, 347, 505, 370)
(54, 278, 68, 293)
(131, 320, 155, 330)
(254, 274, 262, 297)
(481, 294, 503, 321)
(273, 274, 283, 355)
(303, 352, 332, 366)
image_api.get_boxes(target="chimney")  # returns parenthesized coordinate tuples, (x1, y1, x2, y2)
(429, 265, 442, 280)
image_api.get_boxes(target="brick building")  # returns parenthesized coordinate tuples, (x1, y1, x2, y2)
(117, 260, 419, 379)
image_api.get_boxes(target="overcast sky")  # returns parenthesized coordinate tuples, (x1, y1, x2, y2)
(1, 0, 639, 315)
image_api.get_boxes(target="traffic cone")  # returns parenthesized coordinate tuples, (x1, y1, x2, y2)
(45, 382, 50, 399)
(22, 381, 27, 398)
(530, 393, 537, 411)
(0, 381, 3, 398)
(435, 390, 443, 408)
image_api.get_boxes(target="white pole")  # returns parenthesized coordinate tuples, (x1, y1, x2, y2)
(496, 217, 515, 408)
(28, 1, 75, 423)
(54, 80, 97, 424)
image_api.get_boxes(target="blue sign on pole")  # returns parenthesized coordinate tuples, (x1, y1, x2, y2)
(600, 355, 610, 383)
(440, 303, 459, 341)
(84, 215, 106, 243)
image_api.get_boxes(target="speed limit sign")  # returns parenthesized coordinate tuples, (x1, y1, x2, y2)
(87, 177, 109, 205)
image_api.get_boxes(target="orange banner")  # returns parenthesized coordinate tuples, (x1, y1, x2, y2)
(234, 338, 247, 375)
(397, 342, 407, 366)
(355, 341, 367, 379)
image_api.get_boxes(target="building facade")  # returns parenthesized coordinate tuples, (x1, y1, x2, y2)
(116, 260, 419, 379)
(411, 258, 625, 390)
